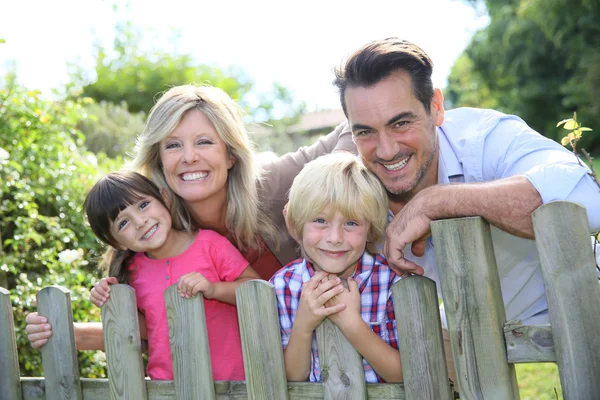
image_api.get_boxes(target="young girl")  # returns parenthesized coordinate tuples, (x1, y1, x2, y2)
(85, 170, 258, 380)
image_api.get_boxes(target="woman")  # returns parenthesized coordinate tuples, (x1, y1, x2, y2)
(26, 84, 354, 349)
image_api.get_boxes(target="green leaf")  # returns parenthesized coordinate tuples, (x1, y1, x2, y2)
(561, 136, 571, 146)
(580, 127, 592, 132)
(564, 120, 578, 130)
(0, 38, 5, 44)
(556, 119, 570, 127)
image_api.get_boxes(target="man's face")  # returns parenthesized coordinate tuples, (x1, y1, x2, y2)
(345, 71, 444, 201)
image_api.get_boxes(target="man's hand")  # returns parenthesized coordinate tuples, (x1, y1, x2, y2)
(384, 192, 433, 276)
(295, 271, 345, 334)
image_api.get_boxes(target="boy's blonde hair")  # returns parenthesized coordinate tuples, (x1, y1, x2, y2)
(286, 153, 388, 254)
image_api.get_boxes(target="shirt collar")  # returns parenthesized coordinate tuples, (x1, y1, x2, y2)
(437, 125, 464, 183)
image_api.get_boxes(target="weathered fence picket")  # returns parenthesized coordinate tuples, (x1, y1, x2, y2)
(431, 217, 520, 399)
(164, 284, 216, 400)
(3, 201, 600, 399)
(1, 287, 22, 400)
(37, 286, 83, 400)
(101, 284, 147, 400)
(532, 201, 600, 398)
(235, 279, 289, 400)
(392, 277, 452, 400)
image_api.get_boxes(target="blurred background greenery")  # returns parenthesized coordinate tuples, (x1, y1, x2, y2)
(1, 0, 598, 397)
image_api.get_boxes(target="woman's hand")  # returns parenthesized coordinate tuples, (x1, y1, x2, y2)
(25, 312, 52, 348)
(90, 277, 119, 307)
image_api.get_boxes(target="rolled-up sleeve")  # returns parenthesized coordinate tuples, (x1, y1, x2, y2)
(482, 117, 600, 231)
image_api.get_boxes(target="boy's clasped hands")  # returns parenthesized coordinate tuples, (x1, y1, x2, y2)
(297, 271, 361, 334)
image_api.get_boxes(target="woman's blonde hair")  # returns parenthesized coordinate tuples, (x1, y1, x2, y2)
(130, 84, 277, 251)
(286, 153, 388, 254)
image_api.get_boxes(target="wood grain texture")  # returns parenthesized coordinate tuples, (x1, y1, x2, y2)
(532, 201, 600, 398)
(37, 286, 82, 400)
(1, 287, 22, 400)
(164, 284, 216, 400)
(235, 280, 288, 400)
(20, 378, 407, 399)
(504, 321, 555, 363)
(100, 284, 147, 400)
(392, 277, 451, 400)
(316, 318, 367, 400)
(431, 217, 519, 399)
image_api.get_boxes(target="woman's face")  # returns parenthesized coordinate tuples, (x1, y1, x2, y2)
(159, 109, 235, 205)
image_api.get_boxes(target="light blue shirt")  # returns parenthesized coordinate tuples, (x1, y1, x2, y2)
(389, 107, 600, 325)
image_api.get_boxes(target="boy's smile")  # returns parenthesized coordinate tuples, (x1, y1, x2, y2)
(301, 207, 369, 279)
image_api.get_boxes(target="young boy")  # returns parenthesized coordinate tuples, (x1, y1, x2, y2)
(269, 153, 402, 383)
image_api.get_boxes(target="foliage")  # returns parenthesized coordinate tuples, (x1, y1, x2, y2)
(0, 81, 117, 377)
(447, 0, 600, 151)
(78, 100, 146, 158)
(516, 363, 562, 399)
(74, 21, 254, 115)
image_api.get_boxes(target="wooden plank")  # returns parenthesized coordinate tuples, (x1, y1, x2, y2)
(316, 318, 367, 400)
(101, 284, 147, 400)
(20, 378, 407, 400)
(1, 287, 22, 400)
(37, 286, 83, 400)
(431, 217, 519, 399)
(532, 201, 600, 397)
(392, 277, 451, 400)
(235, 280, 289, 400)
(504, 321, 555, 363)
(164, 284, 216, 400)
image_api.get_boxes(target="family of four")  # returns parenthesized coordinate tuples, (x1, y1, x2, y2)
(25, 38, 600, 384)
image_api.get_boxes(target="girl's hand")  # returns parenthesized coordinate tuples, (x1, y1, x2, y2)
(90, 277, 119, 307)
(295, 271, 346, 334)
(25, 312, 52, 348)
(177, 272, 215, 299)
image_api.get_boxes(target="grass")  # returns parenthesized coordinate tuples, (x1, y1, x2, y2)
(516, 363, 562, 399)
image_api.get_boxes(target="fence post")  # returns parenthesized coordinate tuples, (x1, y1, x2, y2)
(164, 284, 216, 400)
(532, 201, 600, 398)
(316, 317, 367, 400)
(392, 276, 452, 400)
(0, 287, 22, 400)
(37, 286, 83, 400)
(236, 280, 289, 400)
(431, 217, 519, 399)
(101, 284, 147, 400)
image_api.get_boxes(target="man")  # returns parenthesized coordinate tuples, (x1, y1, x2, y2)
(333, 38, 600, 324)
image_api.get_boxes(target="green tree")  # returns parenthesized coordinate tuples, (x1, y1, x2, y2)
(76, 21, 254, 115)
(446, 0, 600, 151)
(0, 80, 118, 377)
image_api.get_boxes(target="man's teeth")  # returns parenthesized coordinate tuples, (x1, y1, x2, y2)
(182, 172, 208, 181)
(384, 156, 410, 171)
(142, 225, 157, 239)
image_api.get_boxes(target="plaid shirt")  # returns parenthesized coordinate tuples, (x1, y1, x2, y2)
(269, 251, 400, 383)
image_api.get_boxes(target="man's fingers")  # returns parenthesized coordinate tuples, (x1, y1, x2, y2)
(25, 312, 45, 325)
(411, 237, 429, 257)
(390, 258, 425, 276)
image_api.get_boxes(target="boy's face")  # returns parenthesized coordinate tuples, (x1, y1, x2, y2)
(109, 195, 173, 259)
(301, 207, 369, 279)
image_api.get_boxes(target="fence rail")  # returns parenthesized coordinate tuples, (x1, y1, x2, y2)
(2, 201, 600, 400)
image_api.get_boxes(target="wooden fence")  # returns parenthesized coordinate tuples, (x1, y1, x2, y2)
(1, 201, 600, 399)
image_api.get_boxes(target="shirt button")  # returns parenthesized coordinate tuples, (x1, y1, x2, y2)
(166, 260, 170, 265)
(166, 275, 170, 280)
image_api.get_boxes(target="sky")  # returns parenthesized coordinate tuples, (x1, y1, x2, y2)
(0, 0, 489, 111)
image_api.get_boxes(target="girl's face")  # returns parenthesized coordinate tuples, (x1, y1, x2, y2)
(110, 195, 173, 259)
(159, 109, 235, 206)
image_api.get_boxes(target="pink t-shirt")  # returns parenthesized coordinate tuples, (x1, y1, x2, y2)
(127, 229, 248, 380)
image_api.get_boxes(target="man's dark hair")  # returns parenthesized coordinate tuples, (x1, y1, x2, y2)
(333, 38, 434, 116)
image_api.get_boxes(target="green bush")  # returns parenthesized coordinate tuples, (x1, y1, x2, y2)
(0, 84, 121, 377)
(78, 100, 146, 158)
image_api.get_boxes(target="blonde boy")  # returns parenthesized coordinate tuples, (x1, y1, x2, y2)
(269, 152, 403, 383)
